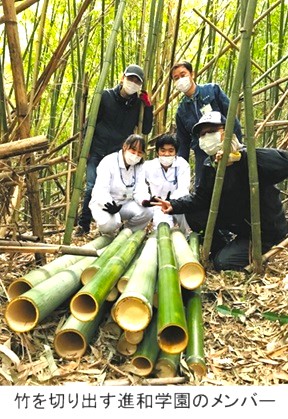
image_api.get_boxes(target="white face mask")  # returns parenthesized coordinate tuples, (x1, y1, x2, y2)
(159, 155, 175, 167)
(125, 150, 142, 166)
(123, 79, 142, 95)
(175, 76, 192, 93)
(199, 131, 222, 155)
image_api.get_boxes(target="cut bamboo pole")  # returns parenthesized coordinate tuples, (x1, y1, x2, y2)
(80, 228, 133, 284)
(7, 235, 112, 299)
(124, 329, 144, 345)
(70, 230, 146, 322)
(106, 286, 119, 302)
(113, 234, 157, 332)
(154, 350, 180, 378)
(116, 246, 143, 293)
(131, 312, 159, 377)
(157, 223, 188, 354)
(5, 256, 98, 333)
(116, 332, 137, 356)
(185, 289, 207, 376)
(171, 229, 205, 290)
(54, 303, 107, 359)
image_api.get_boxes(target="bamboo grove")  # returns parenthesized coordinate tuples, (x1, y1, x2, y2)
(0, 0, 287, 248)
(5, 224, 207, 379)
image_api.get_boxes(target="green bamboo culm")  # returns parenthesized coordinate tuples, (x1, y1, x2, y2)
(157, 222, 188, 354)
(242, 8, 262, 273)
(113, 233, 158, 332)
(80, 228, 133, 284)
(185, 289, 207, 376)
(154, 350, 181, 378)
(53, 302, 108, 359)
(63, 0, 127, 245)
(7, 235, 113, 299)
(202, 0, 258, 264)
(171, 229, 205, 290)
(70, 229, 146, 322)
(131, 310, 160, 377)
(116, 244, 144, 293)
(5, 254, 99, 333)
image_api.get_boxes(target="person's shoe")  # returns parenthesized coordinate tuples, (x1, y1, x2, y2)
(74, 225, 90, 237)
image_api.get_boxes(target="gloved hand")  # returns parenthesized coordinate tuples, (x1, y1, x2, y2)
(165, 191, 171, 201)
(103, 200, 122, 214)
(142, 196, 158, 207)
(140, 90, 152, 107)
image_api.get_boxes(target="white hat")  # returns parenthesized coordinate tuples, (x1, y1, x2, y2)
(192, 111, 226, 135)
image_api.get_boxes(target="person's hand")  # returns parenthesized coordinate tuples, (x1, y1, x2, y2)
(103, 200, 122, 214)
(139, 90, 152, 106)
(142, 196, 159, 207)
(215, 150, 224, 163)
(150, 197, 173, 214)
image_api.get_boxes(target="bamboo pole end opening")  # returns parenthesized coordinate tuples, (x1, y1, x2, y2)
(158, 325, 188, 354)
(70, 293, 98, 322)
(5, 297, 39, 332)
(179, 263, 205, 290)
(7, 279, 32, 299)
(154, 360, 177, 378)
(131, 355, 154, 377)
(80, 267, 99, 285)
(114, 296, 152, 332)
(186, 357, 207, 377)
(54, 330, 86, 359)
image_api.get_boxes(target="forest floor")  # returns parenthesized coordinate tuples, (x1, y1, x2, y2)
(0, 223, 288, 387)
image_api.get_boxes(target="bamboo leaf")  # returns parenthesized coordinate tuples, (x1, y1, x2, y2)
(262, 311, 288, 325)
(216, 304, 246, 321)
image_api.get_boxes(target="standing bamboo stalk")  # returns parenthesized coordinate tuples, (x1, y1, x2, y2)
(63, 0, 127, 244)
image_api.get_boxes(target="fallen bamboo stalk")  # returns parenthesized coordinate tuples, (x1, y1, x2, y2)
(0, 135, 48, 158)
(244, 237, 288, 273)
(0, 242, 101, 257)
(7, 235, 112, 299)
(102, 376, 188, 386)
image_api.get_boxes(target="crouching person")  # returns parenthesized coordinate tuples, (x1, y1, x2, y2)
(89, 134, 153, 235)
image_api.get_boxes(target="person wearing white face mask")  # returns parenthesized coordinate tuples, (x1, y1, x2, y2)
(152, 111, 288, 272)
(74, 64, 153, 237)
(89, 134, 153, 236)
(143, 134, 191, 234)
(170, 60, 242, 188)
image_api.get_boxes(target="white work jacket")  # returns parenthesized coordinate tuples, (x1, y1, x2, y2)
(90, 150, 150, 208)
(143, 156, 191, 200)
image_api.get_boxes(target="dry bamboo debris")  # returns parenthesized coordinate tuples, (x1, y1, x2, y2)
(0, 136, 48, 158)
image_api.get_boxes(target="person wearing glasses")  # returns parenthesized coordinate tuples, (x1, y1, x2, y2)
(143, 133, 191, 234)
(89, 134, 153, 235)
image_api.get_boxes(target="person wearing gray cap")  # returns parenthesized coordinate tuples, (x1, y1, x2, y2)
(75, 64, 153, 237)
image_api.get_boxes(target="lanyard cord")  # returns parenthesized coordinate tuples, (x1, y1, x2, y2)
(161, 166, 178, 186)
(118, 155, 136, 188)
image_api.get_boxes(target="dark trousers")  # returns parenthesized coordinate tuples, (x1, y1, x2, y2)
(184, 209, 272, 271)
(78, 153, 104, 230)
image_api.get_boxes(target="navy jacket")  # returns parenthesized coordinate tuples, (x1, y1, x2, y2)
(88, 84, 153, 157)
(170, 148, 288, 247)
(175, 83, 242, 184)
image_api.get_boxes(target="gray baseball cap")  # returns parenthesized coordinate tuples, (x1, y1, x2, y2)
(193, 111, 226, 135)
(124, 64, 144, 83)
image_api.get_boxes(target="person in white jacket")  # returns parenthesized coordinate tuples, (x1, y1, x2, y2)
(89, 134, 153, 235)
(143, 134, 191, 234)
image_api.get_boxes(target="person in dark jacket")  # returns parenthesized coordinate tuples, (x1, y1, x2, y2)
(153, 111, 288, 271)
(170, 61, 242, 186)
(75, 64, 154, 236)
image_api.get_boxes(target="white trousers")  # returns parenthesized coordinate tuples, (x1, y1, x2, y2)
(91, 200, 153, 235)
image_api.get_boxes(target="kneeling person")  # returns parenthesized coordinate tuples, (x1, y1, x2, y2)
(89, 134, 153, 235)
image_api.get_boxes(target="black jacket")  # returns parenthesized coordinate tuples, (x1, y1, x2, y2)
(89, 84, 153, 157)
(170, 148, 288, 246)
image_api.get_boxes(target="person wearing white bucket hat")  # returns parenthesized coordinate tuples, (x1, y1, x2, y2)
(152, 111, 288, 271)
